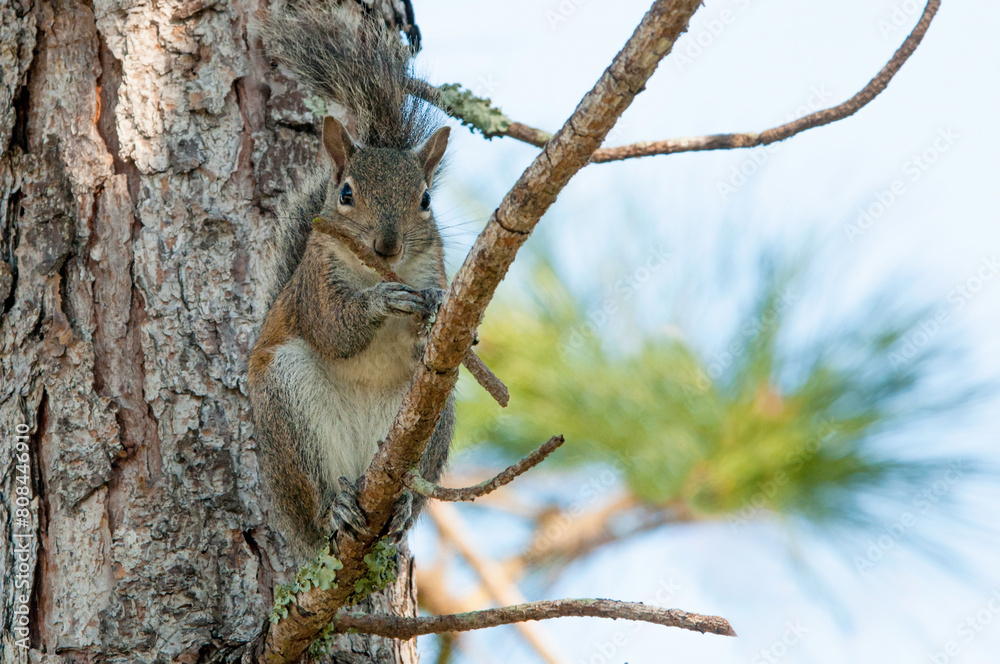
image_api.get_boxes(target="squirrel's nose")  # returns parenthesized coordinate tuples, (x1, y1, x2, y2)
(374, 233, 402, 259)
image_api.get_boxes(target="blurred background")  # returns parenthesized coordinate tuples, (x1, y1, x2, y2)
(408, 1, 1000, 662)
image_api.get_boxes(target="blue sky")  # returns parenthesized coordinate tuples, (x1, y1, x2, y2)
(409, 1, 1000, 662)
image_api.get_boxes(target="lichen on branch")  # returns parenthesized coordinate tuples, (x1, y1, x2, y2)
(436, 83, 512, 137)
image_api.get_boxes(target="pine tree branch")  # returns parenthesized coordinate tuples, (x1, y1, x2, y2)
(423, 0, 941, 164)
(332, 598, 737, 638)
(459, 348, 510, 407)
(407, 436, 564, 502)
(261, 2, 706, 661)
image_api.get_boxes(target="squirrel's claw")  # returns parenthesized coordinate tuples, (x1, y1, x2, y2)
(325, 476, 372, 541)
(325, 478, 415, 545)
(417, 287, 445, 333)
(386, 491, 415, 542)
(420, 287, 445, 310)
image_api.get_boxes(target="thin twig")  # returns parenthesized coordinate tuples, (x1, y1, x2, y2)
(407, 436, 564, 501)
(312, 216, 509, 407)
(505, 122, 552, 148)
(421, 0, 941, 164)
(461, 348, 509, 407)
(333, 598, 737, 638)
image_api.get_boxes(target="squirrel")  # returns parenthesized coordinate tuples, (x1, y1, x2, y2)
(248, 2, 453, 562)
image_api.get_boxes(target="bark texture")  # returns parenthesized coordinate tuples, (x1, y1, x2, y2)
(0, 1, 418, 662)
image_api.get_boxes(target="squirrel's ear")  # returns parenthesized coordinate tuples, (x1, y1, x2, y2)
(322, 116, 355, 181)
(417, 127, 450, 185)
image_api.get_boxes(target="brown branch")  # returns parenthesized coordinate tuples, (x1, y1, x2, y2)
(505, 122, 552, 148)
(460, 348, 509, 407)
(332, 598, 737, 638)
(313, 216, 508, 407)
(407, 435, 564, 501)
(429, 0, 941, 163)
(407, 80, 554, 148)
(262, 3, 706, 661)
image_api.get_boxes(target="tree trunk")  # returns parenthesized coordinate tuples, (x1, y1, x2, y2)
(0, 1, 419, 662)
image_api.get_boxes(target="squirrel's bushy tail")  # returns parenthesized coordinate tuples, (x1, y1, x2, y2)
(257, 2, 438, 150)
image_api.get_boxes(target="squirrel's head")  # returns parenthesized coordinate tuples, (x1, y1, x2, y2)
(320, 116, 450, 267)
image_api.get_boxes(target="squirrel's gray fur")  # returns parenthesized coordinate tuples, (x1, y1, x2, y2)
(255, 2, 442, 311)
(257, 2, 437, 149)
(249, 2, 453, 563)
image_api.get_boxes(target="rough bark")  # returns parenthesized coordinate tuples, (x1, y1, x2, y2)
(0, 1, 417, 663)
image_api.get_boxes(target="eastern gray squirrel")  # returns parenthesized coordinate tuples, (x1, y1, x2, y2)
(249, 3, 453, 561)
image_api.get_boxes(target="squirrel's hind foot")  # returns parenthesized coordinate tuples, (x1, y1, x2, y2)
(324, 476, 415, 548)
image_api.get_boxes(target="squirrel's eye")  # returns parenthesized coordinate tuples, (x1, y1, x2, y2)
(420, 190, 431, 211)
(339, 183, 354, 206)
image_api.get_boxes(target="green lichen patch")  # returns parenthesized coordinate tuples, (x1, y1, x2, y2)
(307, 539, 400, 658)
(352, 538, 398, 599)
(303, 95, 327, 119)
(437, 83, 511, 138)
(309, 622, 338, 660)
(269, 549, 344, 624)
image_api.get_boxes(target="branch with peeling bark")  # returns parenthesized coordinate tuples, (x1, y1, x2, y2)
(407, 435, 564, 502)
(332, 598, 736, 638)
(423, 0, 941, 163)
(261, 2, 707, 661)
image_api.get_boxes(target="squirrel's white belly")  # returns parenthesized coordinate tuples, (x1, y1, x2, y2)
(270, 335, 415, 485)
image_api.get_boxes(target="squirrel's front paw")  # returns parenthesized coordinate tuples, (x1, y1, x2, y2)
(420, 288, 445, 313)
(417, 287, 445, 329)
(371, 282, 427, 317)
(372, 282, 443, 318)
